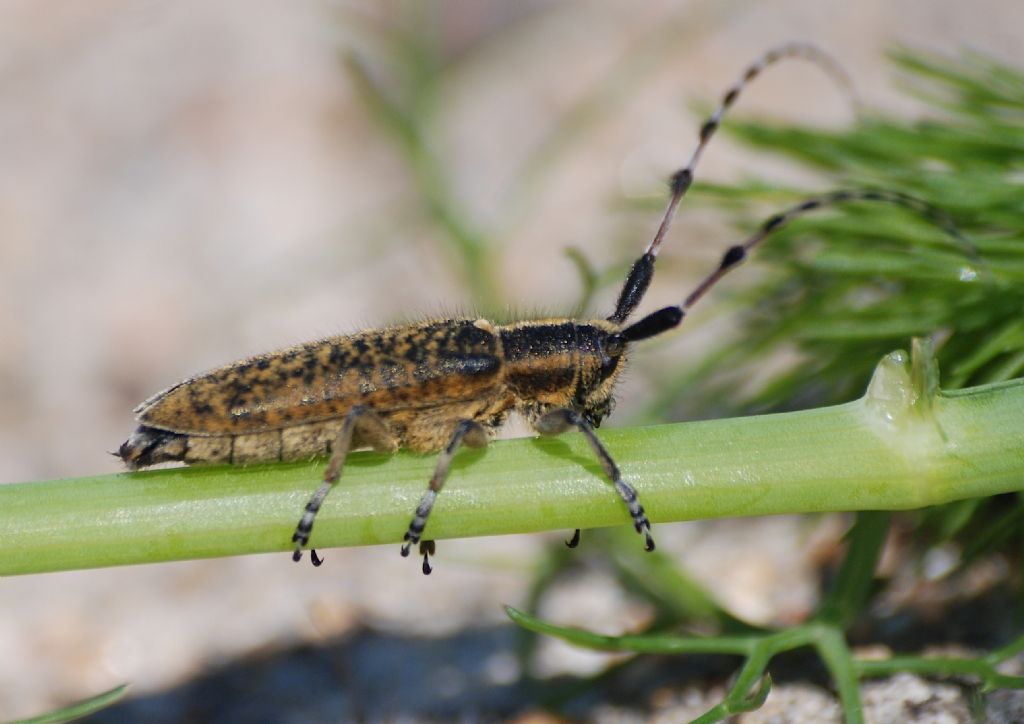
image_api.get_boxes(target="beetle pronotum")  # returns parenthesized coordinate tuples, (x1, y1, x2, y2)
(119, 43, 971, 574)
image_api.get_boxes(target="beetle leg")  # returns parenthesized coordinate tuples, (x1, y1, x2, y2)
(292, 405, 396, 564)
(401, 419, 489, 574)
(535, 408, 655, 552)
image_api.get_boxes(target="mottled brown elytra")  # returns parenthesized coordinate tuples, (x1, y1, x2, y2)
(119, 43, 971, 574)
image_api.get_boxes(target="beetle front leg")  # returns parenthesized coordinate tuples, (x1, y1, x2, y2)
(535, 408, 655, 553)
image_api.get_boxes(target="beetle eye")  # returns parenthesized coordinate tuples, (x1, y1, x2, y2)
(605, 334, 625, 357)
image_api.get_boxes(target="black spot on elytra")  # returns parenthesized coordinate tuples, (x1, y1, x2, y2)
(453, 323, 492, 352)
(327, 344, 349, 367)
(403, 343, 422, 362)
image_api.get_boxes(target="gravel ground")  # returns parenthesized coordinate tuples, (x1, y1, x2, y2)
(1, 1, 1021, 721)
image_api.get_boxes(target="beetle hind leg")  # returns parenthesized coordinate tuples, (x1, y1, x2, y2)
(292, 405, 396, 565)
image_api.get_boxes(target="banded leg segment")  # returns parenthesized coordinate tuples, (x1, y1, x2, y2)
(535, 408, 655, 552)
(649, 42, 855, 260)
(292, 405, 396, 564)
(401, 419, 489, 575)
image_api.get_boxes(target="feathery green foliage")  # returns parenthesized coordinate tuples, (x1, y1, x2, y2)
(665, 50, 1024, 415)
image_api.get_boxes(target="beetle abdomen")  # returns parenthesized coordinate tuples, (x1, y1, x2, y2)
(118, 417, 363, 469)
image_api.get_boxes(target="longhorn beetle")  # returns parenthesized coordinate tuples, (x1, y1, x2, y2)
(119, 43, 972, 574)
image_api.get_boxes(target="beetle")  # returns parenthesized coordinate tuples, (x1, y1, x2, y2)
(118, 43, 963, 573)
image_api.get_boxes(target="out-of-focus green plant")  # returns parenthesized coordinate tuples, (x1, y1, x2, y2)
(13, 684, 128, 724)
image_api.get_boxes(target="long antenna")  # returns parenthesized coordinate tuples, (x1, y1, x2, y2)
(682, 189, 981, 311)
(646, 42, 856, 260)
(611, 42, 856, 323)
(618, 189, 982, 344)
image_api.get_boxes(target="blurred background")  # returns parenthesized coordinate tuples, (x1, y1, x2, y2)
(1, 0, 1021, 720)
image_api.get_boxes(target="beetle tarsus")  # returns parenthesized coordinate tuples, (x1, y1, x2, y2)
(420, 540, 435, 575)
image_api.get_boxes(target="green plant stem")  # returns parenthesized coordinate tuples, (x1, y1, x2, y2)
(856, 654, 1024, 690)
(2, 351, 1022, 576)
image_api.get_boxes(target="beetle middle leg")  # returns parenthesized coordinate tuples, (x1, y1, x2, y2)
(401, 419, 489, 575)
(292, 405, 397, 565)
(535, 408, 655, 553)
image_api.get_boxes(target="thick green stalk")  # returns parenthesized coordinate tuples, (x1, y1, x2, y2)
(1, 349, 1022, 576)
